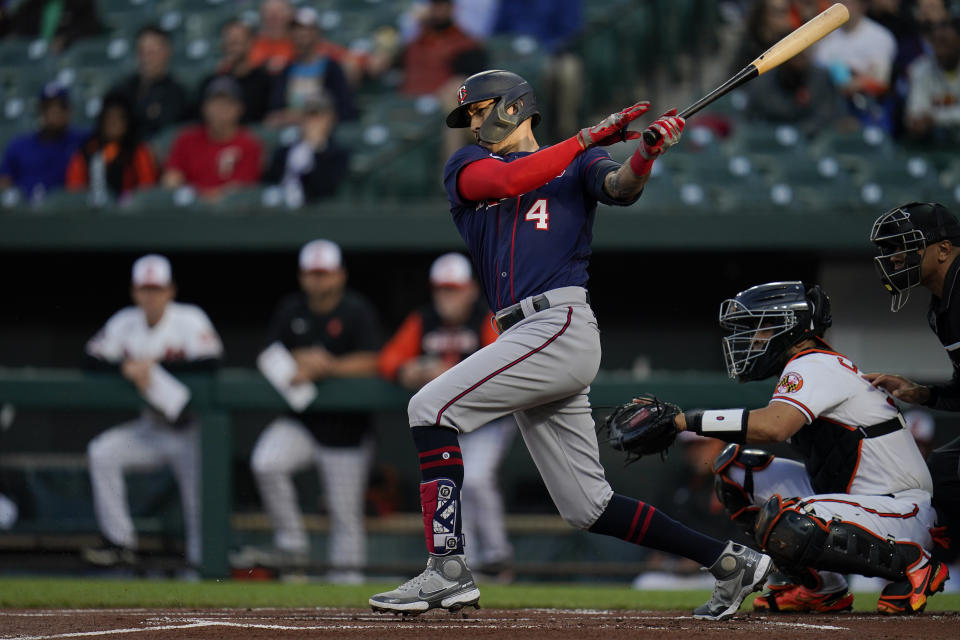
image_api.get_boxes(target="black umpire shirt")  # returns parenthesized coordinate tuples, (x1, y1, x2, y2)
(265, 289, 383, 447)
(927, 256, 960, 411)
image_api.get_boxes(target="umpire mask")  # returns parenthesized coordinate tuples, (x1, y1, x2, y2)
(870, 202, 960, 312)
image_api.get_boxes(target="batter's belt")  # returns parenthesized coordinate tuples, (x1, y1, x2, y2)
(493, 287, 590, 333)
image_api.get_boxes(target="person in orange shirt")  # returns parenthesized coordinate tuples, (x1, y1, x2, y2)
(66, 92, 157, 197)
(247, 0, 295, 75)
(380, 253, 516, 580)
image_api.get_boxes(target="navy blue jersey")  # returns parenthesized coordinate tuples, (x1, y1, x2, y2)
(443, 144, 637, 312)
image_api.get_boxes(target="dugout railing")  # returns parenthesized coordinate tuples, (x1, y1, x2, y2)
(0, 367, 777, 578)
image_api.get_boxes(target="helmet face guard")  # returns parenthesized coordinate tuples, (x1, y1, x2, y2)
(718, 281, 830, 382)
(720, 300, 802, 382)
(870, 206, 927, 312)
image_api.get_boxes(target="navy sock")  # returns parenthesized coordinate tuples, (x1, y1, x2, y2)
(412, 425, 464, 555)
(589, 493, 726, 567)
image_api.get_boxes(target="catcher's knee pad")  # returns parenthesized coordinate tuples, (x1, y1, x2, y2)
(713, 444, 774, 536)
(755, 495, 924, 582)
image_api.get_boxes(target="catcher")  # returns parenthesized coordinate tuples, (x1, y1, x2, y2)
(603, 281, 948, 614)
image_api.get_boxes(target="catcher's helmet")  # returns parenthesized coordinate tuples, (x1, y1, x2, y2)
(870, 202, 960, 312)
(719, 281, 832, 383)
(446, 69, 540, 144)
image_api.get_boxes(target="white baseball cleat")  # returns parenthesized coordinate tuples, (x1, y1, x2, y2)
(369, 554, 480, 615)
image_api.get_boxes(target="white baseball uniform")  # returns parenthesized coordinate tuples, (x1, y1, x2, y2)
(85, 302, 223, 566)
(729, 347, 936, 584)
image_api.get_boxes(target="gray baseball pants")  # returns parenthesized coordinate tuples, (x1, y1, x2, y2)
(408, 286, 613, 530)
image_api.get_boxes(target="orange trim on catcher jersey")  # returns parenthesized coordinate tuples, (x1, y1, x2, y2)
(803, 497, 921, 519)
(771, 395, 815, 422)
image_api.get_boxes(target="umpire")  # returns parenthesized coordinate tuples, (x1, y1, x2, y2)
(867, 202, 960, 564)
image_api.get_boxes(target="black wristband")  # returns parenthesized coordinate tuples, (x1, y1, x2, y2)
(686, 408, 749, 444)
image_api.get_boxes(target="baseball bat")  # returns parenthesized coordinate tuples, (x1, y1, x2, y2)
(642, 2, 849, 146)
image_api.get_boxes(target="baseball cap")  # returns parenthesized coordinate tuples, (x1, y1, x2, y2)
(299, 239, 342, 272)
(132, 254, 172, 287)
(204, 75, 242, 101)
(292, 6, 320, 27)
(901, 202, 960, 242)
(39, 81, 69, 105)
(430, 253, 472, 287)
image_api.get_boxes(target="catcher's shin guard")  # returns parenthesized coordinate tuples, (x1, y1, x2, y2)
(712, 444, 774, 536)
(755, 495, 929, 582)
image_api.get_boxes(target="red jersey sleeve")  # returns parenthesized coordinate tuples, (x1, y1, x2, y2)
(378, 313, 424, 381)
(457, 136, 584, 201)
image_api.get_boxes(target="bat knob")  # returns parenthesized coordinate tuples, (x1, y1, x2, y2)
(643, 128, 662, 147)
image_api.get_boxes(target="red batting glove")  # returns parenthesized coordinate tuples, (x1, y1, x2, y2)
(630, 109, 685, 176)
(576, 101, 650, 150)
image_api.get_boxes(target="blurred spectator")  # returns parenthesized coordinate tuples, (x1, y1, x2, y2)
(905, 409, 936, 459)
(399, 0, 487, 97)
(399, 0, 500, 43)
(493, 0, 584, 141)
(162, 76, 262, 201)
(248, 0, 296, 75)
(905, 18, 960, 145)
(195, 20, 272, 124)
(245, 239, 382, 582)
(788, 0, 831, 27)
(108, 25, 188, 139)
(266, 7, 357, 127)
(730, 0, 793, 73)
(0, 81, 85, 200)
(744, 49, 847, 136)
(65, 93, 157, 198)
(812, 0, 897, 127)
(0, 0, 102, 54)
(262, 94, 348, 205)
(81, 254, 223, 571)
(379, 253, 516, 580)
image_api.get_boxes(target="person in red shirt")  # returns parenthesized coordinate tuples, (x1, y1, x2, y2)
(380, 253, 516, 580)
(400, 0, 487, 97)
(162, 76, 262, 201)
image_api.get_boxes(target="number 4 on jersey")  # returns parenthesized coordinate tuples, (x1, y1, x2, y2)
(525, 198, 549, 230)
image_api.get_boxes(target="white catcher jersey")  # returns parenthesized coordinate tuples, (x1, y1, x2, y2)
(769, 348, 932, 497)
(86, 302, 223, 363)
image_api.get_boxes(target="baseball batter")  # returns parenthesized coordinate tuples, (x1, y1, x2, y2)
(868, 202, 960, 577)
(370, 69, 774, 622)
(83, 255, 223, 569)
(379, 252, 516, 578)
(669, 281, 945, 614)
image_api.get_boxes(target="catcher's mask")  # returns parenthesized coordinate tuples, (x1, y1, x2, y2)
(870, 202, 960, 312)
(445, 69, 540, 145)
(719, 281, 832, 382)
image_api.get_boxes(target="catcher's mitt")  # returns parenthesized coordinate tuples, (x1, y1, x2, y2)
(600, 394, 681, 463)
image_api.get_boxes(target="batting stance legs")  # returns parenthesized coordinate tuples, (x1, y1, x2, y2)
(370, 289, 773, 620)
(715, 445, 944, 613)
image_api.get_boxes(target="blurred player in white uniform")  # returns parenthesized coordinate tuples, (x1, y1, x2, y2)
(379, 253, 516, 579)
(82, 255, 223, 568)
(673, 281, 947, 614)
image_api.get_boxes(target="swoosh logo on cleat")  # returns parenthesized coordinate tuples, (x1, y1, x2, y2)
(418, 587, 448, 599)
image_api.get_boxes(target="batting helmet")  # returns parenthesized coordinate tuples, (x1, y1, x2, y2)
(719, 281, 832, 382)
(870, 202, 960, 312)
(446, 70, 541, 144)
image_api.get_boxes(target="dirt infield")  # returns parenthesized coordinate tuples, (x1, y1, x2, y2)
(1, 608, 958, 639)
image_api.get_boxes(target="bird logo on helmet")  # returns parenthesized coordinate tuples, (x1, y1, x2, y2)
(446, 69, 541, 145)
(719, 281, 832, 383)
(870, 202, 960, 312)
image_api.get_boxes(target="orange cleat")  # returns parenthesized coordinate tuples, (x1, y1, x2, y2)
(753, 583, 854, 613)
(877, 560, 950, 615)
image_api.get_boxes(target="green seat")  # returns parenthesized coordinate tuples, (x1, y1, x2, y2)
(33, 189, 101, 213)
